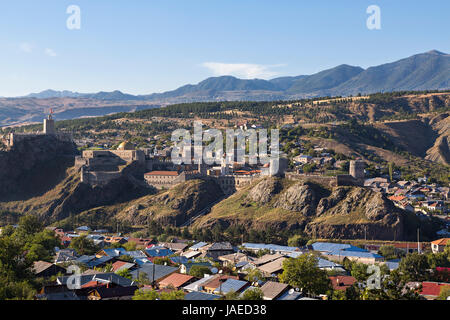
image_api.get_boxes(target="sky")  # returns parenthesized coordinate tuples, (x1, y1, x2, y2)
(0, 0, 448, 97)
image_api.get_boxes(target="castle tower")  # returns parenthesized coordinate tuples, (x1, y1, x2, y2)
(349, 160, 365, 183)
(43, 110, 56, 135)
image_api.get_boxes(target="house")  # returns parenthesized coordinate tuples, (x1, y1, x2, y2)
(329, 276, 357, 291)
(54, 249, 78, 264)
(185, 291, 221, 300)
(183, 275, 216, 292)
(127, 237, 155, 248)
(213, 278, 249, 295)
(259, 281, 289, 300)
(188, 242, 208, 251)
(103, 236, 127, 245)
(257, 257, 286, 277)
(87, 285, 138, 300)
(242, 243, 301, 255)
(161, 242, 189, 252)
(419, 282, 450, 300)
(180, 262, 212, 275)
(252, 253, 286, 267)
(158, 273, 195, 290)
(145, 247, 174, 258)
(33, 261, 66, 278)
(96, 248, 127, 258)
(57, 272, 135, 289)
(431, 238, 450, 253)
(75, 226, 91, 233)
(111, 261, 136, 273)
(202, 275, 239, 294)
(129, 264, 178, 283)
(201, 242, 234, 261)
(293, 155, 312, 164)
(311, 242, 383, 264)
(218, 252, 253, 267)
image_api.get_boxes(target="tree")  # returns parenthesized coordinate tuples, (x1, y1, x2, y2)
(397, 253, 430, 282)
(437, 286, 450, 300)
(245, 268, 265, 283)
(278, 254, 331, 296)
(378, 245, 404, 261)
(241, 288, 263, 300)
(132, 288, 185, 300)
(351, 262, 369, 282)
(69, 235, 98, 255)
(15, 215, 43, 240)
(287, 234, 309, 247)
(189, 265, 212, 278)
(116, 269, 132, 280)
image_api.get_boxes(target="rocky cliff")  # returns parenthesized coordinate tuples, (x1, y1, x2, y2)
(193, 177, 439, 241)
(0, 135, 78, 200)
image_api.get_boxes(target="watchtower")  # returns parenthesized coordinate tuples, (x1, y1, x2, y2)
(43, 109, 56, 135)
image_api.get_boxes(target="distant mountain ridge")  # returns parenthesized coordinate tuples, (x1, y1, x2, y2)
(1, 50, 448, 126)
(23, 50, 449, 101)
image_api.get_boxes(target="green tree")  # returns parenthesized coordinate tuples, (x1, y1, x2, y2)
(378, 245, 403, 261)
(189, 265, 212, 278)
(437, 286, 450, 300)
(116, 269, 132, 280)
(241, 288, 263, 300)
(69, 235, 98, 255)
(278, 254, 332, 296)
(287, 234, 309, 247)
(397, 253, 430, 282)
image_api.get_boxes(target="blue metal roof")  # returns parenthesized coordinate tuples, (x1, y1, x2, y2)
(185, 291, 220, 301)
(102, 248, 127, 257)
(170, 256, 190, 264)
(75, 255, 96, 264)
(86, 255, 114, 268)
(277, 290, 302, 300)
(144, 248, 174, 257)
(317, 257, 342, 269)
(129, 264, 178, 282)
(242, 243, 299, 252)
(311, 242, 367, 252)
(183, 275, 215, 292)
(213, 279, 248, 294)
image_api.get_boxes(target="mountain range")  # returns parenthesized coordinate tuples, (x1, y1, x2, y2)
(0, 50, 449, 126)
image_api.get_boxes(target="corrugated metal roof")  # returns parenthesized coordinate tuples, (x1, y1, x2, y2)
(185, 291, 220, 300)
(183, 275, 215, 292)
(213, 279, 248, 294)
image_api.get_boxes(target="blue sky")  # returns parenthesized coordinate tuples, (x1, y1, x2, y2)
(0, 0, 448, 96)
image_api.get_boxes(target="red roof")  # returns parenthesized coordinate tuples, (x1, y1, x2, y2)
(420, 282, 450, 297)
(432, 238, 450, 246)
(158, 273, 194, 289)
(388, 195, 406, 202)
(145, 171, 179, 176)
(81, 280, 108, 289)
(329, 276, 357, 291)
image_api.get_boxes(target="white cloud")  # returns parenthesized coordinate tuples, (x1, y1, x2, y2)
(19, 42, 33, 53)
(45, 48, 57, 57)
(201, 62, 283, 79)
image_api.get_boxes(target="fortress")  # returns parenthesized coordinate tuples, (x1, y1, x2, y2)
(2, 113, 72, 148)
(75, 141, 288, 194)
(285, 159, 366, 187)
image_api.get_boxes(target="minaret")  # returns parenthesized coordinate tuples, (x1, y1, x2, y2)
(43, 109, 56, 135)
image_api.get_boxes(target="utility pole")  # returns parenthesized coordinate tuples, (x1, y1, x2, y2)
(417, 228, 420, 254)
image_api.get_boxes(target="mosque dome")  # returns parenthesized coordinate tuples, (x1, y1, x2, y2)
(117, 141, 134, 150)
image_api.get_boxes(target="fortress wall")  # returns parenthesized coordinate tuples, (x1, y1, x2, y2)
(285, 173, 337, 188)
(81, 170, 122, 186)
